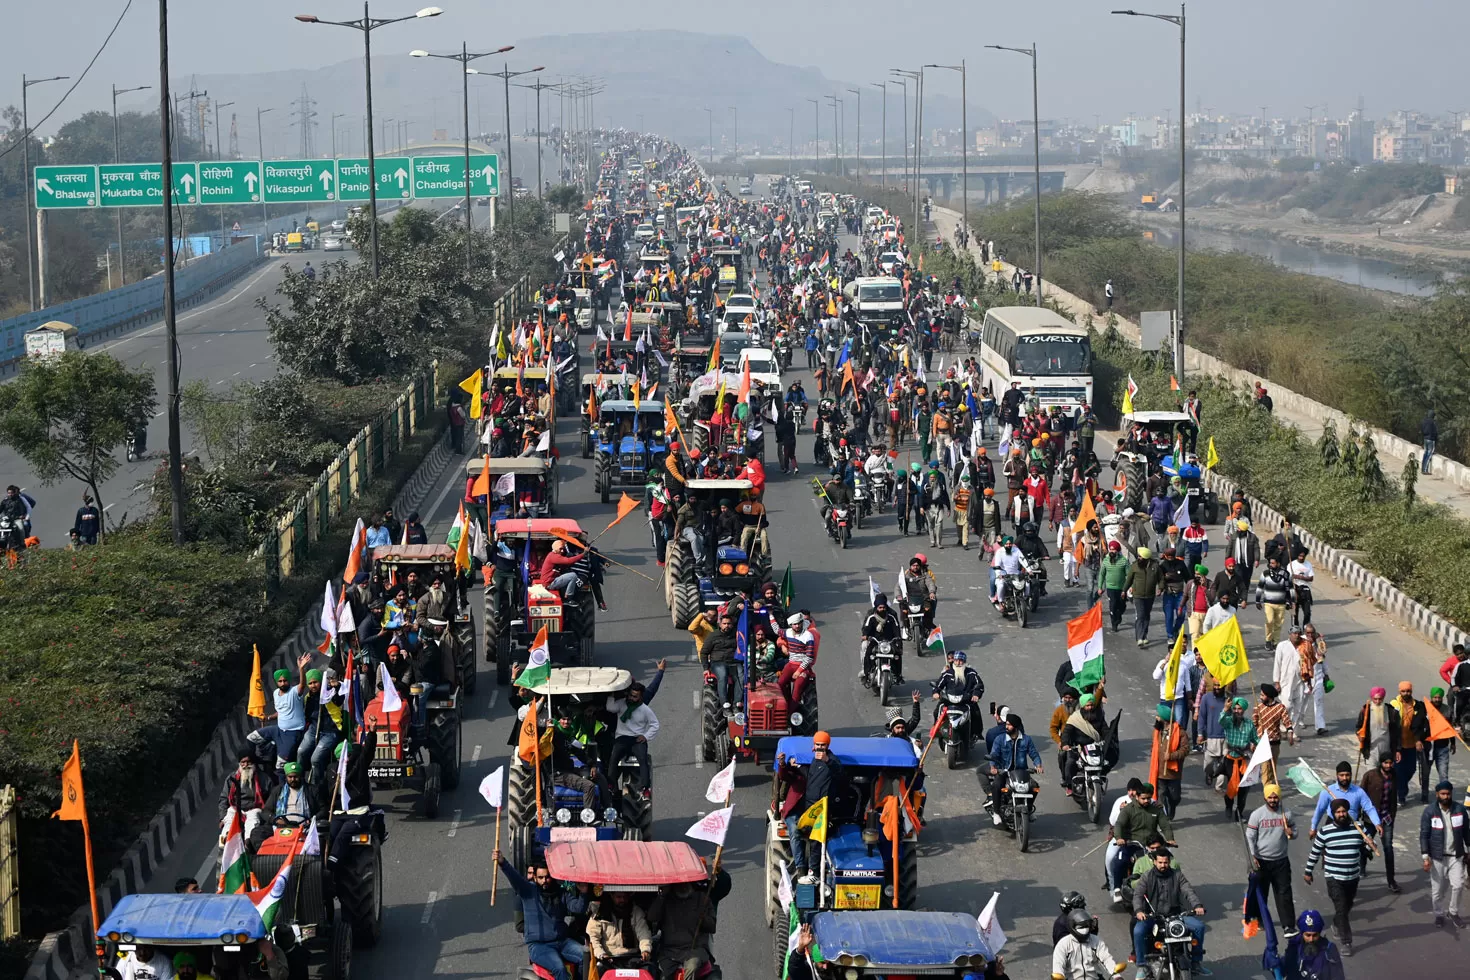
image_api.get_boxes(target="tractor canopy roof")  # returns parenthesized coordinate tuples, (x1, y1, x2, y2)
(97, 894, 266, 945)
(493, 367, 550, 380)
(771, 736, 920, 771)
(371, 544, 456, 563)
(522, 666, 633, 696)
(467, 458, 554, 476)
(544, 840, 707, 888)
(599, 401, 666, 415)
(684, 478, 754, 493)
(1124, 411, 1192, 428)
(810, 911, 993, 969)
(492, 518, 585, 539)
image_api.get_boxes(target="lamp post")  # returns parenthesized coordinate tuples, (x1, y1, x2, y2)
(872, 82, 887, 187)
(806, 97, 819, 170)
(786, 107, 794, 176)
(158, 0, 186, 544)
(22, 73, 68, 311)
(892, 68, 923, 237)
(847, 87, 862, 180)
(926, 62, 967, 247)
(890, 74, 909, 192)
(411, 44, 514, 274)
(331, 111, 345, 158)
(469, 62, 544, 237)
(825, 95, 840, 175)
(1114, 4, 1186, 379)
(213, 100, 235, 250)
(703, 106, 713, 164)
(111, 83, 151, 287)
(256, 106, 274, 231)
(985, 45, 1042, 303)
(294, 4, 443, 278)
(517, 78, 555, 198)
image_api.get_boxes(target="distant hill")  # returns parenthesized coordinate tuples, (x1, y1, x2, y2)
(154, 30, 991, 158)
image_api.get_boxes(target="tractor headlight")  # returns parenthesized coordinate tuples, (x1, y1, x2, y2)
(119, 933, 134, 944)
(219, 933, 234, 944)
(556, 808, 572, 825)
(581, 808, 597, 824)
(605, 807, 619, 823)
(736, 563, 750, 575)
(718, 562, 734, 575)
(733, 711, 746, 727)
(789, 711, 803, 727)
(844, 970, 859, 980)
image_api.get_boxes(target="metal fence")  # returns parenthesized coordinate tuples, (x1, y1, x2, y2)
(0, 785, 18, 940)
(0, 240, 266, 367)
(259, 268, 540, 585)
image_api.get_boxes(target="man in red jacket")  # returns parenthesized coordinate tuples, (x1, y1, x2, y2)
(540, 540, 583, 597)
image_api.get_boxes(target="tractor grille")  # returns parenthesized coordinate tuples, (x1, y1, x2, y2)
(530, 612, 562, 635)
(748, 700, 790, 736)
(250, 853, 323, 925)
(373, 731, 401, 762)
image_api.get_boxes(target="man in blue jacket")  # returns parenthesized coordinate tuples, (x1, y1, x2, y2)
(494, 848, 585, 980)
(987, 713, 1043, 826)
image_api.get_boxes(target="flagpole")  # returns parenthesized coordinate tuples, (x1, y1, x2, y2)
(532, 697, 545, 828)
(491, 798, 504, 906)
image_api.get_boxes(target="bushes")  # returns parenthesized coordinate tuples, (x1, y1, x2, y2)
(1092, 332, 1470, 628)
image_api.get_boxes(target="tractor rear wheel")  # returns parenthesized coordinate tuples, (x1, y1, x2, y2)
(673, 581, 700, 630)
(701, 684, 730, 767)
(428, 715, 462, 791)
(420, 762, 442, 819)
(598, 456, 612, 504)
(795, 683, 819, 736)
(1119, 459, 1145, 512)
(337, 837, 383, 947)
(506, 761, 538, 831)
(327, 919, 353, 980)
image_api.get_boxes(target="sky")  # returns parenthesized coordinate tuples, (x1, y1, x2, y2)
(7, 0, 1463, 137)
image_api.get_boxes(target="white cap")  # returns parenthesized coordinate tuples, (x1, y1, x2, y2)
(1122, 507, 1135, 517)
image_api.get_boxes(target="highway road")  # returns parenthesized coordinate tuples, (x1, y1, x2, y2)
(133, 175, 1463, 980)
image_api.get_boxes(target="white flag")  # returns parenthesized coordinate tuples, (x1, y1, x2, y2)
(469, 519, 489, 563)
(597, 325, 609, 342)
(684, 806, 733, 846)
(896, 569, 908, 601)
(494, 471, 516, 498)
(336, 737, 353, 810)
(378, 661, 403, 714)
(705, 759, 736, 803)
(1239, 733, 1275, 788)
(765, 398, 779, 424)
(480, 765, 506, 808)
(977, 890, 1007, 954)
(319, 580, 338, 637)
(1172, 494, 1191, 531)
(655, 350, 670, 368)
(337, 602, 357, 635)
(301, 817, 321, 856)
(777, 859, 794, 911)
(536, 429, 552, 453)
(869, 576, 881, 606)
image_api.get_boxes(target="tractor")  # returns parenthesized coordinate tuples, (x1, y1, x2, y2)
(702, 619, 819, 769)
(775, 910, 997, 980)
(467, 457, 560, 522)
(592, 400, 669, 503)
(361, 670, 462, 817)
(663, 477, 770, 630)
(369, 544, 477, 694)
(1115, 410, 1218, 522)
(763, 737, 922, 931)
(580, 371, 637, 458)
(504, 667, 655, 874)
(486, 518, 597, 685)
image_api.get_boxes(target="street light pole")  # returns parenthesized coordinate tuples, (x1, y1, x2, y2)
(295, 3, 443, 278)
(517, 79, 554, 198)
(257, 106, 274, 231)
(825, 95, 840, 175)
(985, 45, 1042, 303)
(1114, 4, 1186, 379)
(214, 99, 235, 249)
(926, 62, 967, 245)
(411, 44, 514, 274)
(469, 62, 544, 236)
(892, 75, 908, 193)
(22, 73, 68, 311)
(704, 107, 713, 165)
(112, 83, 151, 287)
(158, 0, 185, 544)
(728, 105, 737, 162)
(872, 82, 887, 187)
(847, 88, 861, 180)
(786, 107, 794, 176)
(806, 98, 819, 171)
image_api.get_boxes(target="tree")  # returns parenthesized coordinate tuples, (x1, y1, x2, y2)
(0, 351, 156, 541)
(1317, 420, 1340, 470)
(545, 184, 585, 212)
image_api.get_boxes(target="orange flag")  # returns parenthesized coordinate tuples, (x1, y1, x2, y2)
(471, 455, 492, 498)
(840, 360, 856, 396)
(517, 698, 554, 763)
(1170, 375, 1181, 392)
(665, 397, 685, 446)
(587, 387, 599, 421)
(341, 518, 367, 585)
(1425, 699, 1458, 743)
(880, 794, 901, 908)
(604, 493, 641, 532)
(624, 306, 633, 342)
(706, 336, 721, 374)
(1072, 490, 1098, 536)
(737, 360, 752, 405)
(247, 644, 268, 719)
(53, 740, 88, 822)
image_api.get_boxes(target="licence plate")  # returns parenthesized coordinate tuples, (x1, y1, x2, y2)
(550, 827, 598, 841)
(833, 884, 881, 910)
(369, 766, 414, 778)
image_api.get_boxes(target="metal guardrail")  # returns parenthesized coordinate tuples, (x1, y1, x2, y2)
(0, 241, 267, 367)
(0, 785, 17, 941)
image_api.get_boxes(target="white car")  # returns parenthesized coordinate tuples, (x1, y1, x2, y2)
(724, 293, 757, 318)
(737, 347, 781, 387)
(321, 235, 344, 252)
(877, 251, 906, 275)
(634, 222, 656, 243)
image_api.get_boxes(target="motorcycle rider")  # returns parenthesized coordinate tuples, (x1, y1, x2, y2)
(987, 712, 1043, 826)
(991, 535, 1026, 608)
(932, 651, 984, 735)
(863, 445, 894, 506)
(862, 593, 904, 685)
(1061, 693, 1110, 796)
(901, 553, 938, 638)
(1051, 907, 1125, 980)
(1130, 848, 1207, 980)
(820, 474, 853, 537)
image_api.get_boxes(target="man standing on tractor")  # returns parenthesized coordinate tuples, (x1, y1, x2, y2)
(606, 683, 659, 797)
(776, 731, 848, 884)
(493, 849, 586, 980)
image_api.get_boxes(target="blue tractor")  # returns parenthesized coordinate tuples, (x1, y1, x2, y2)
(592, 400, 669, 503)
(664, 477, 768, 630)
(763, 737, 922, 931)
(776, 910, 999, 980)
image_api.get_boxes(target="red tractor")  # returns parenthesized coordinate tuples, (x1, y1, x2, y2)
(702, 625, 819, 768)
(486, 519, 598, 686)
(361, 677, 462, 818)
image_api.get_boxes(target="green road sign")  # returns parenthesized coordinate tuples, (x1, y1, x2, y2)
(171, 163, 200, 205)
(335, 157, 415, 202)
(34, 165, 98, 209)
(99, 164, 162, 207)
(410, 154, 500, 199)
(262, 160, 337, 203)
(198, 161, 262, 205)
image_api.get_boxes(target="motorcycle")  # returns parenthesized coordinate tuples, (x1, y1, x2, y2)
(791, 403, 808, 427)
(851, 474, 869, 528)
(902, 599, 926, 643)
(997, 571, 1032, 628)
(0, 515, 24, 554)
(935, 693, 973, 768)
(860, 637, 899, 705)
(826, 506, 852, 549)
(994, 766, 1037, 852)
(1141, 913, 1201, 980)
(1069, 743, 1111, 824)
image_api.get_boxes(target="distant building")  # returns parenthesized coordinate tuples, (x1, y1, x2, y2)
(1374, 131, 1425, 162)
(974, 127, 998, 150)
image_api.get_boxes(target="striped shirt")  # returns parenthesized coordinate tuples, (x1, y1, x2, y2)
(1254, 701, 1291, 742)
(782, 629, 816, 667)
(1306, 820, 1363, 881)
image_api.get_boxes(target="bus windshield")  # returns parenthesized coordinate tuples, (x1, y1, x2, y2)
(1011, 334, 1091, 376)
(857, 282, 904, 303)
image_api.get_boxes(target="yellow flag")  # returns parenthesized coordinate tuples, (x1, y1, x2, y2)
(797, 796, 830, 844)
(1121, 386, 1134, 416)
(52, 739, 88, 822)
(458, 369, 484, 420)
(247, 645, 268, 719)
(453, 502, 472, 573)
(1162, 624, 1186, 701)
(1205, 437, 1220, 470)
(714, 377, 728, 413)
(826, 297, 838, 317)
(1195, 616, 1250, 687)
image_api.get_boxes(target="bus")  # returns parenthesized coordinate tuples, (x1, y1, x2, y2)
(977, 306, 1093, 420)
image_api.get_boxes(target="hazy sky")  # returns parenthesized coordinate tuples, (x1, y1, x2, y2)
(9, 0, 1461, 134)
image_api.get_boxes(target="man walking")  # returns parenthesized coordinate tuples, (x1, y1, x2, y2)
(1246, 784, 1299, 935)
(1304, 798, 1365, 957)
(1420, 779, 1470, 928)
(1421, 409, 1438, 475)
(1104, 279, 1115, 309)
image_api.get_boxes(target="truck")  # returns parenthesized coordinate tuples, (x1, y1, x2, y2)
(24, 320, 79, 359)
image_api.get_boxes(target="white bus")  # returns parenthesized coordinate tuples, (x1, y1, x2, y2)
(977, 306, 1093, 420)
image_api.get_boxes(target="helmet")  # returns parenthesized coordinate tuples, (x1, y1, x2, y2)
(1060, 891, 1088, 913)
(839, 438, 848, 447)
(1066, 908, 1095, 940)
(812, 730, 832, 747)
(912, 553, 927, 565)
(1020, 521, 1037, 536)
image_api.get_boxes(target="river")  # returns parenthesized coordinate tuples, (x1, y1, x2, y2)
(1148, 225, 1446, 297)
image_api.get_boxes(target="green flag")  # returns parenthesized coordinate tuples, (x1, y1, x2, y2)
(780, 562, 796, 606)
(1286, 761, 1326, 799)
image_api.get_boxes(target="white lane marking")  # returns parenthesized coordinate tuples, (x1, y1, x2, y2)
(103, 503, 115, 512)
(423, 467, 460, 524)
(194, 852, 217, 887)
(249, 363, 257, 368)
(214, 379, 227, 385)
(232, 371, 241, 377)
(692, 689, 701, 709)
(489, 690, 499, 710)
(96, 260, 286, 356)
(447, 809, 463, 838)
(694, 743, 704, 769)
(420, 890, 438, 924)
(471, 744, 482, 765)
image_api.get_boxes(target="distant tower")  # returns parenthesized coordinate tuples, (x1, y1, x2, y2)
(229, 113, 240, 159)
(292, 85, 319, 158)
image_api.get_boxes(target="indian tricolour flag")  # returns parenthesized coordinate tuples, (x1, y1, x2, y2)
(218, 807, 251, 893)
(516, 625, 552, 690)
(1066, 602, 1106, 691)
(924, 626, 945, 656)
(248, 819, 314, 930)
(816, 250, 831, 272)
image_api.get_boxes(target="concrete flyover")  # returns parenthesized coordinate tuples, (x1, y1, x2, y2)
(863, 163, 1095, 202)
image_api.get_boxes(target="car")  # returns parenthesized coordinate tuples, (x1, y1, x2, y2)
(328, 219, 346, 232)
(321, 235, 344, 251)
(635, 222, 657, 242)
(877, 251, 906, 275)
(739, 183, 753, 196)
(724, 293, 757, 318)
(738, 347, 782, 387)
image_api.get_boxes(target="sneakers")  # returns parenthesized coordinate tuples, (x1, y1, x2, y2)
(1451, 913, 1464, 928)
(798, 872, 816, 885)
(1192, 965, 1212, 977)
(1135, 969, 1150, 980)
(1388, 880, 1401, 894)
(991, 812, 1003, 826)
(1340, 942, 1353, 957)
(1316, 728, 1329, 737)
(1282, 928, 1299, 938)
(1111, 888, 1123, 905)
(1435, 915, 1446, 928)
